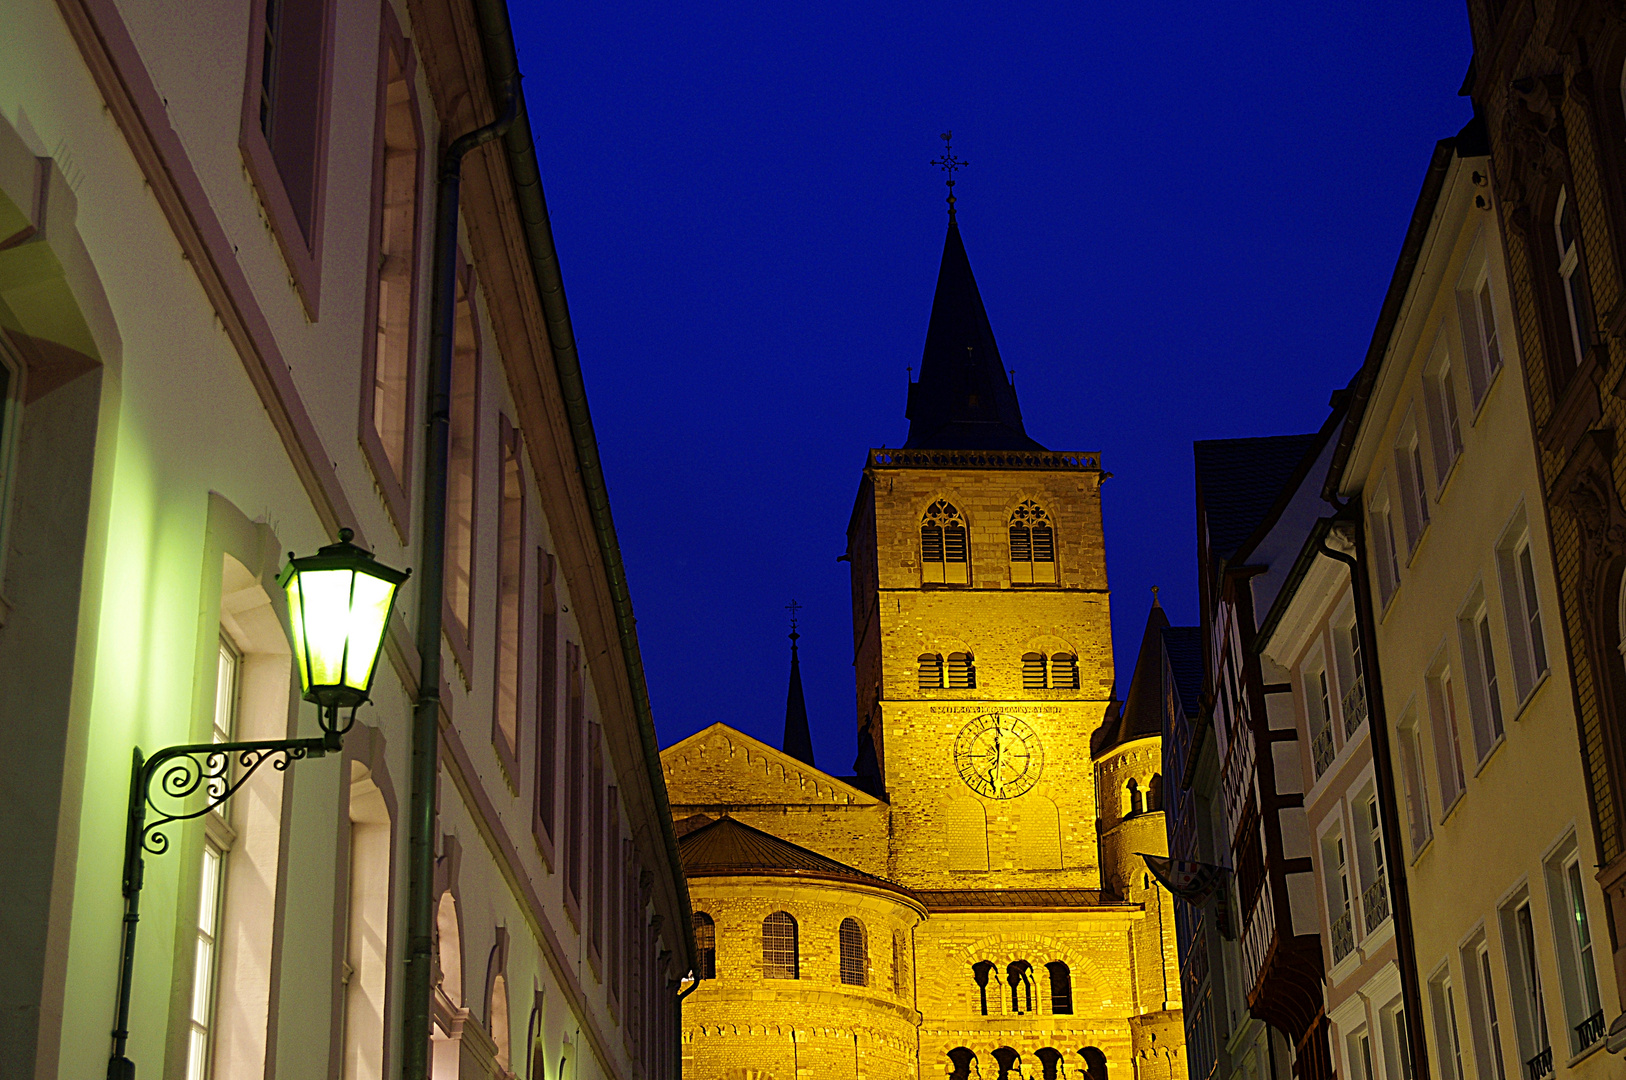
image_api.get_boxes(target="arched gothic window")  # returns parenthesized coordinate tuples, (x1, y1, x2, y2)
(918, 653, 944, 690)
(1147, 773, 1164, 812)
(922, 500, 969, 584)
(1124, 778, 1142, 817)
(972, 960, 995, 1015)
(1009, 501, 1056, 583)
(1051, 653, 1079, 689)
(838, 917, 867, 986)
(1023, 652, 1048, 689)
(946, 652, 976, 689)
(1046, 961, 1073, 1014)
(692, 912, 716, 979)
(1081, 1046, 1110, 1080)
(1006, 960, 1034, 1014)
(762, 912, 798, 979)
(949, 1048, 979, 1080)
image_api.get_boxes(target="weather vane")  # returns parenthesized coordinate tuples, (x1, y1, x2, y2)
(930, 131, 967, 222)
(787, 598, 802, 641)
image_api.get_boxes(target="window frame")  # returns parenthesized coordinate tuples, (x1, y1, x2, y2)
(1395, 708, 1434, 859)
(443, 260, 484, 683)
(1424, 658, 1468, 817)
(1456, 585, 1506, 766)
(1495, 511, 1550, 707)
(920, 500, 969, 585)
(1428, 965, 1468, 1080)
(237, 0, 337, 318)
(1368, 479, 1403, 607)
(492, 416, 525, 779)
(762, 912, 799, 980)
(838, 917, 868, 987)
(1008, 499, 1057, 584)
(1454, 244, 1506, 412)
(1422, 334, 1466, 489)
(1554, 187, 1596, 380)
(1497, 887, 1553, 1069)
(1462, 930, 1510, 1080)
(1394, 412, 1432, 554)
(1541, 833, 1605, 1055)
(356, 9, 425, 533)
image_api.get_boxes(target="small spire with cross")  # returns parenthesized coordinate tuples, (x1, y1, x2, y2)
(786, 598, 802, 642)
(930, 131, 967, 222)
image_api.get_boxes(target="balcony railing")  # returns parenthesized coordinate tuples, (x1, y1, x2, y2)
(1312, 724, 1336, 779)
(1362, 871, 1390, 933)
(1331, 909, 1355, 964)
(1576, 1008, 1606, 1052)
(1342, 678, 1368, 738)
(1524, 1045, 1553, 1080)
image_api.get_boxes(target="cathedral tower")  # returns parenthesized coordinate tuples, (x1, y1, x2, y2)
(845, 220, 1114, 890)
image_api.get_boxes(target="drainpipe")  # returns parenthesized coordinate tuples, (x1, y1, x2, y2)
(401, 82, 518, 1080)
(1316, 514, 1430, 1080)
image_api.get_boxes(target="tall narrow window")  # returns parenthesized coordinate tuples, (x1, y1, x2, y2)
(946, 652, 976, 689)
(564, 643, 584, 913)
(1369, 488, 1402, 604)
(534, 552, 558, 845)
(692, 913, 716, 980)
(1046, 962, 1072, 1015)
(1459, 593, 1505, 760)
(838, 918, 867, 986)
(1325, 831, 1355, 965)
(494, 419, 524, 771)
(444, 271, 481, 669)
(342, 765, 392, 1080)
(918, 654, 944, 690)
(606, 787, 620, 1002)
(1497, 527, 1549, 702)
(360, 24, 422, 519)
(1307, 665, 1335, 779)
(1425, 671, 1466, 812)
(1469, 938, 1508, 1080)
(762, 912, 798, 979)
(187, 637, 239, 1080)
(1554, 188, 1596, 384)
(1050, 653, 1079, 690)
(1430, 969, 1468, 1080)
(1397, 715, 1432, 855)
(588, 725, 604, 962)
(1006, 961, 1034, 1014)
(892, 930, 908, 997)
(1544, 839, 1604, 1054)
(1009, 501, 1056, 583)
(1395, 422, 1431, 552)
(1424, 343, 1465, 485)
(1500, 892, 1551, 1070)
(1457, 265, 1505, 406)
(972, 961, 994, 1015)
(921, 501, 969, 584)
(1022, 652, 1048, 689)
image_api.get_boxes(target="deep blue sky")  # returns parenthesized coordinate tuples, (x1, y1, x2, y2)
(512, 2, 1475, 772)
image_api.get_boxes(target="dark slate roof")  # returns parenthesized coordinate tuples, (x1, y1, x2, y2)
(677, 816, 906, 894)
(1161, 626, 1204, 719)
(1097, 600, 1168, 755)
(913, 889, 1121, 912)
(781, 637, 814, 768)
(903, 223, 1045, 451)
(1194, 433, 1322, 563)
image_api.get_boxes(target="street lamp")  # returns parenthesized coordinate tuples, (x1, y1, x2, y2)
(107, 529, 408, 1080)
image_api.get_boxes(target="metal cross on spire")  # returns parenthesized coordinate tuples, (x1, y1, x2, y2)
(930, 131, 967, 222)
(786, 599, 802, 641)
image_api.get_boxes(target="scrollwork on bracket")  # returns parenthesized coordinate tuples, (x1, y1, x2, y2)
(136, 738, 327, 860)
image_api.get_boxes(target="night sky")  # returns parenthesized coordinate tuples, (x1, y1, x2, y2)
(510, 2, 1476, 773)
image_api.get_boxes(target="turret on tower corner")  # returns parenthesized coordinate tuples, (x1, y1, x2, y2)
(904, 222, 1046, 451)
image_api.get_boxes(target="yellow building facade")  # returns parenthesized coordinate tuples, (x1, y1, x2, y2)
(661, 220, 1183, 1079)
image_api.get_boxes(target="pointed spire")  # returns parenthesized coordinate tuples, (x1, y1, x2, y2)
(782, 602, 815, 767)
(903, 223, 1046, 451)
(1118, 595, 1172, 746)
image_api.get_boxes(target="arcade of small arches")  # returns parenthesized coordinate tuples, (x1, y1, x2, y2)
(691, 910, 903, 988)
(1120, 774, 1163, 817)
(969, 958, 1074, 1017)
(919, 498, 1059, 585)
(945, 1043, 1110, 1080)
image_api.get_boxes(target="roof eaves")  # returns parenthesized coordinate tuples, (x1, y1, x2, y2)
(1323, 136, 1460, 504)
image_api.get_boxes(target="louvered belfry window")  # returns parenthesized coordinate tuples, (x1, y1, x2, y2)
(922, 500, 969, 584)
(919, 654, 945, 690)
(1009, 501, 1057, 583)
(1051, 653, 1079, 690)
(1023, 653, 1048, 689)
(839, 918, 868, 986)
(762, 912, 799, 979)
(947, 653, 976, 689)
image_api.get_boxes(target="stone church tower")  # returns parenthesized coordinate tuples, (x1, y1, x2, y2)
(661, 219, 1184, 1080)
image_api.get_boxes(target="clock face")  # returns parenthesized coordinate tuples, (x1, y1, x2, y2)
(953, 713, 1044, 799)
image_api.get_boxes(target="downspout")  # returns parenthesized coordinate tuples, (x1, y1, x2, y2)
(1316, 515, 1430, 1080)
(402, 83, 518, 1080)
(465, 0, 695, 966)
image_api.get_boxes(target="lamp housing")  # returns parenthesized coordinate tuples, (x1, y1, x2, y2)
(279, 528, 410, 715)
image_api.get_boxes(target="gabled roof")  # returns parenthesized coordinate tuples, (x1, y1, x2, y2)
(1194, 432, 1323, 564)
(678, 816, 907, 896)
(903, 223, 1045, 451)
(660, 722, 882, 808)
(1161, 626, 1204, 719)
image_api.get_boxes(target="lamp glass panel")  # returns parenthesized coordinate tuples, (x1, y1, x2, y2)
(298, 568, 358, 688)
(342, 572, 398, 692)
(284, 573, 311, 693)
